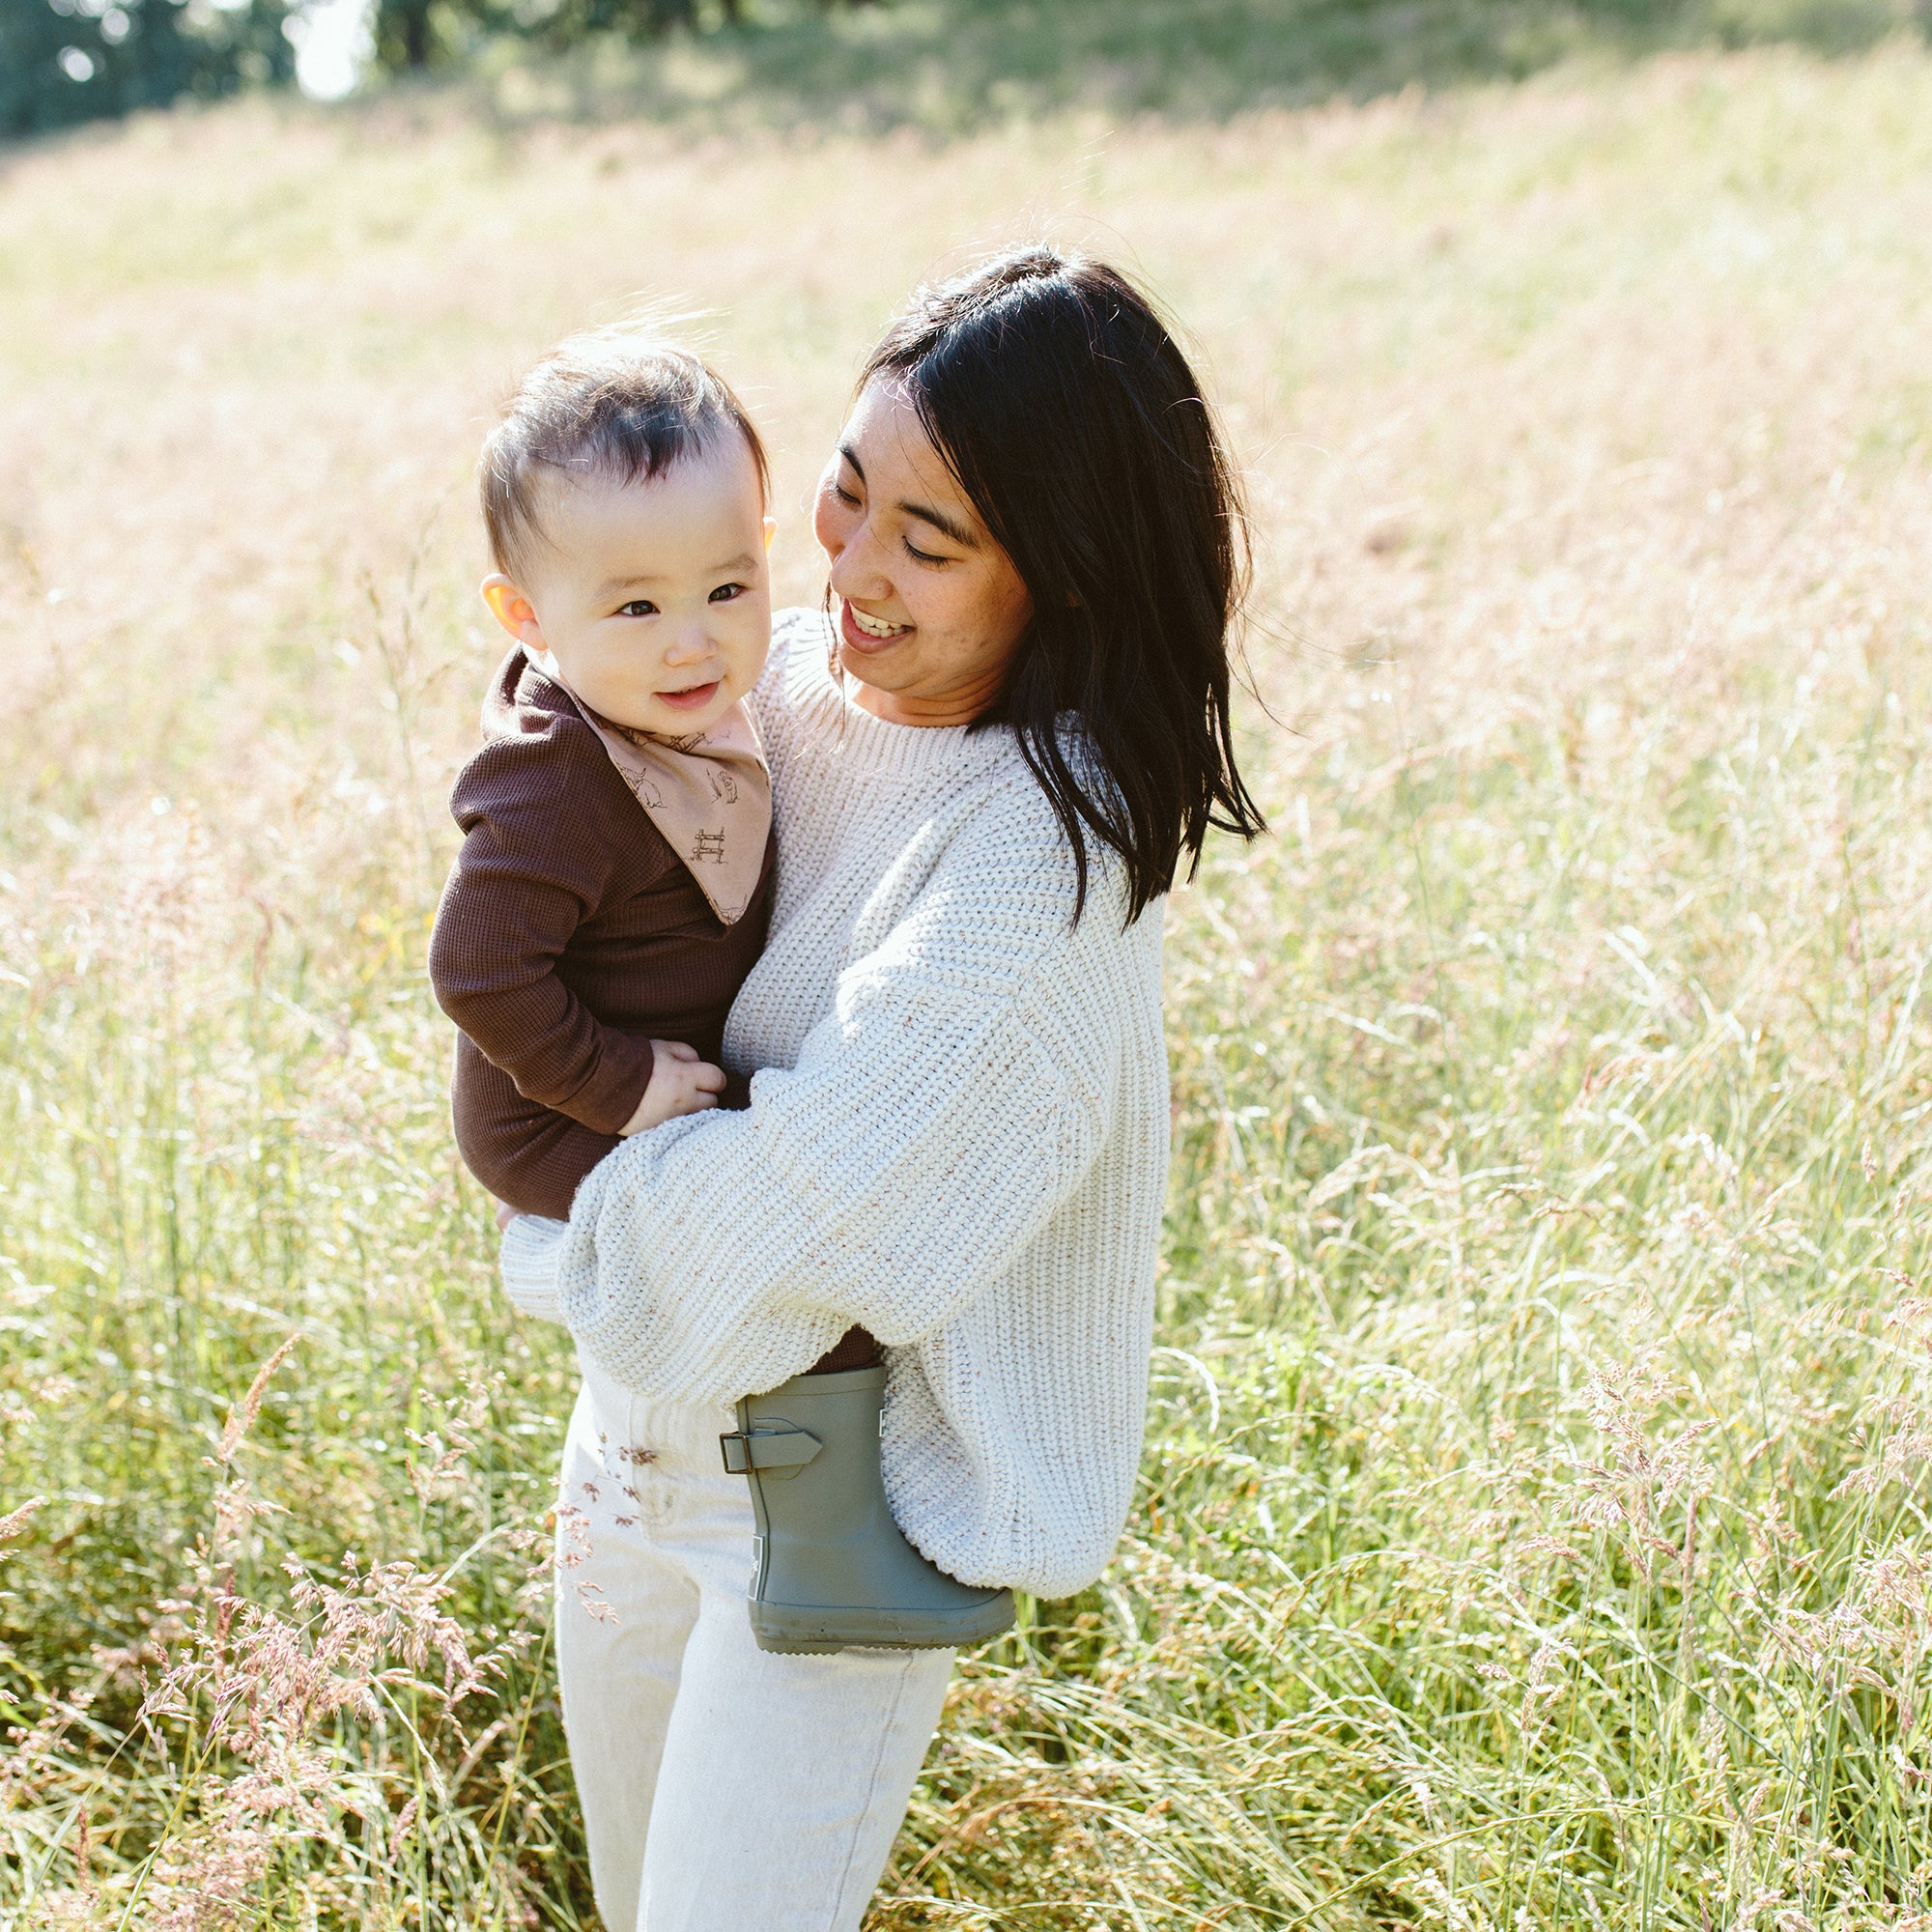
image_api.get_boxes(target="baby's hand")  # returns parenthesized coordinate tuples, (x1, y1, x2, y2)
(622, 1040, 725, 1135)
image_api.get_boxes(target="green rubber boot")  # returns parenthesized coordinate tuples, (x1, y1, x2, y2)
(719, 1364, 1015, 1654)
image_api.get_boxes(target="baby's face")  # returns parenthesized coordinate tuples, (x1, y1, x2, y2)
(491, 436, 773, 737)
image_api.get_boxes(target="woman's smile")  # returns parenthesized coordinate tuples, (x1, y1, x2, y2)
(839, 599, 914, 652)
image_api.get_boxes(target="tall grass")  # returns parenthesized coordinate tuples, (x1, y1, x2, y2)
(5, 41, 1932, 1930)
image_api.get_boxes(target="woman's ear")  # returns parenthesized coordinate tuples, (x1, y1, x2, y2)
(481, 575, 545, 649)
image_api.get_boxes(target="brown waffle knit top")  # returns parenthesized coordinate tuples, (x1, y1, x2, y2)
(429, 648, 777, 1222)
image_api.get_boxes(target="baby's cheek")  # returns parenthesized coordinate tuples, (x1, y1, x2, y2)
(728, 620, 773, 683)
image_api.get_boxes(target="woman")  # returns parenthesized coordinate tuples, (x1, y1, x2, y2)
(506, 244, 1264, 1930)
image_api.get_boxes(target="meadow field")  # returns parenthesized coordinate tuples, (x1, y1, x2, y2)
(7, 25, 1932, 1929)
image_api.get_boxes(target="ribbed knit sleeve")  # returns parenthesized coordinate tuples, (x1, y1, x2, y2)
(554, 778, 1127, 1403)
(430, 720, 657, 1135)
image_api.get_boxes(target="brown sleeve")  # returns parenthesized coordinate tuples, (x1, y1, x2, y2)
(429, 722, 656, 1136)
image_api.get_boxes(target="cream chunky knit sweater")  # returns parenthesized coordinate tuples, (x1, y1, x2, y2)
(506, 608, 1170, 1599)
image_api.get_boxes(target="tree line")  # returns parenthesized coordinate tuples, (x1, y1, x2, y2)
(3, 0, 294, 135)
(1, 0, 878, 137)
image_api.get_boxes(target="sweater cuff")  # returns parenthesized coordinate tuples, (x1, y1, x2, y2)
(499, 1213, 568, 1321)
(565, 1036, 655, 1137)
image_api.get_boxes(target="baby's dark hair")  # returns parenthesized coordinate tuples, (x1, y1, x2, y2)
(481, 327, 769, 579)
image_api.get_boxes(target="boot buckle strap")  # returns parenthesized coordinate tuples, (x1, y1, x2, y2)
(720, 1423, 822, 1476)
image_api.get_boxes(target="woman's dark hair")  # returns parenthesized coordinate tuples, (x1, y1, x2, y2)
(860, 245, 1264, 922)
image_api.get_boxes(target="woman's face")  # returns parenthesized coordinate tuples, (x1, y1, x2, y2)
(811, 378, 1034, 727)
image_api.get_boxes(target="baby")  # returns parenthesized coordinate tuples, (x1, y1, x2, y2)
(429, 329, 778, 1228)
(440, 327, 976, 1662)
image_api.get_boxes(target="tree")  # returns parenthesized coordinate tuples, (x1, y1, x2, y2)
(370, 0, 436, 68)
(370, 0, 701, 70)
(0, 0, 295, 136)
(363, 0, 892, 74)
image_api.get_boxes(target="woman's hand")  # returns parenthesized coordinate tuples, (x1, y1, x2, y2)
(621, 1040, 726, 1135)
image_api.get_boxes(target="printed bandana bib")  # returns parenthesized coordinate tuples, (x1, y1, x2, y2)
(530, 647, 772, 926)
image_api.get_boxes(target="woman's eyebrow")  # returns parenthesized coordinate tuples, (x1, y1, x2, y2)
(842, 440, 977, 550)
(900, 499, 978, 549)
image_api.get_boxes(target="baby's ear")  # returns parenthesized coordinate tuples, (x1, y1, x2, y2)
(481, 574, 544, 645)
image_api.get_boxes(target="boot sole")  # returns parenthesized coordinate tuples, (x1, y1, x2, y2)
(751, 1589, 1016, 1654)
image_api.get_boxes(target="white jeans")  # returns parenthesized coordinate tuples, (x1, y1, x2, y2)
(554, 1356, 956, 1932)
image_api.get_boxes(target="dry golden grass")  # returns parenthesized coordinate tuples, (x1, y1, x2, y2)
(6, 40, 1932, 1928)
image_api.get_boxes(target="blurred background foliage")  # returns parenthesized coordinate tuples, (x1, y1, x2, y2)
(4, 0, 1930, 143)
(0, 0, 294, 136)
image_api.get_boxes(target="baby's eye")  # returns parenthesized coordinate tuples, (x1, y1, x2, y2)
(708, 582, 747, 604)
(616, 599, 659, 617)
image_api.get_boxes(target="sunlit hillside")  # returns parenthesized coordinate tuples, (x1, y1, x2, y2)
(6, 36, 1932, 1928)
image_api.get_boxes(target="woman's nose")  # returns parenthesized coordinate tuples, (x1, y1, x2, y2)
(827, 519, 890, 601)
